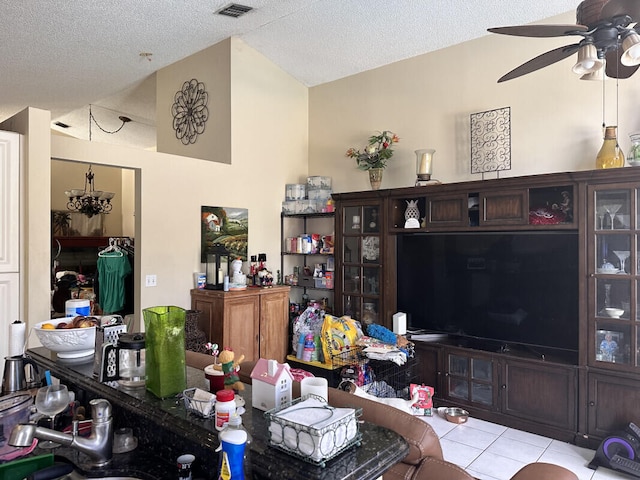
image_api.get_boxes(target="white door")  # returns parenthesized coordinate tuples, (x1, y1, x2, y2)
(0, 130, 21, 361)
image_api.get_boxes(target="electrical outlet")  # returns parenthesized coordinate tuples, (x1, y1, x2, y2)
(145, 274, 157, 287)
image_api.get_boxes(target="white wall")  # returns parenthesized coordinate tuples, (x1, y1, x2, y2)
(309, 12, 640, 192)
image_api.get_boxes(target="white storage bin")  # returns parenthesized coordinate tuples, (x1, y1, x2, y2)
(307, 176, 332, 191)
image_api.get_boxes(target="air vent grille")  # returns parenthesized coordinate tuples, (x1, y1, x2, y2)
(217, 3, 253, 18)
(54, 121, 70, 129)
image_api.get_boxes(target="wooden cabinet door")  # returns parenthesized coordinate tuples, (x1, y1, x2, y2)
(259, 289, 289, 363)
(223, 296, 260, 362)
(588, 371, 640, 438)
(191, 292, 219, 342)
(427, 193, 468, 227)
(502, 359, 577, 431)
(414, 342, 442, 397)
(480, 190, 527, 225)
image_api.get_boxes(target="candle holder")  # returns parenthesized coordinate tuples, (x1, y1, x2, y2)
(205, 244, 230, 290)
(415, 149, 435, 186)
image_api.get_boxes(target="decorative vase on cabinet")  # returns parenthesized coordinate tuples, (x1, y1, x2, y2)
(368, 168, 383, 190)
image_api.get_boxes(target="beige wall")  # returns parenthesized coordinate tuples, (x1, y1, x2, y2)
(308, 12, 640, 192)
(47, 38, 308, 324)
(156, 39, 232, 164)
(15, 12, 640, 333)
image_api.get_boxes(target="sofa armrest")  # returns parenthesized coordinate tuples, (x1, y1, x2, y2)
(326, 387, 443, 465)
(412, 457, 475, 480)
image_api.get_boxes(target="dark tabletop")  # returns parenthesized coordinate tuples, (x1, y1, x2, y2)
(24, 347, 408, 480)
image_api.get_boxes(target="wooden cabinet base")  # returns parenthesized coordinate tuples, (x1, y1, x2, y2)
(190, 286, 290, 363)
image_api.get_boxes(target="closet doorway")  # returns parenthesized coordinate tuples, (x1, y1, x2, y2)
(50, 160, 139, 321)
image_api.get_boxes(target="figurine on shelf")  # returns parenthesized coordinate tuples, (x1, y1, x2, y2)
(213, 348, 245, 391)
(231, 258, 246, 285)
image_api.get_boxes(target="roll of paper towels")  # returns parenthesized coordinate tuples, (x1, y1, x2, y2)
(393, 312, 407, 335)
(9, 320, 26, 357)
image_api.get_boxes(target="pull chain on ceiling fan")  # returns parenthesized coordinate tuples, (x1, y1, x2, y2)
(488, 0, 640, 82)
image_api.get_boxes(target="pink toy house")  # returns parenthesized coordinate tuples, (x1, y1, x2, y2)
(250, 358, 294, 411)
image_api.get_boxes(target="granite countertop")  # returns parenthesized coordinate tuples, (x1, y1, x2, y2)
(25, 347, 408, 480)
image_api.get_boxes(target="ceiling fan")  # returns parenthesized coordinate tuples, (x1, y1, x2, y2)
(488, 0, 640, 82)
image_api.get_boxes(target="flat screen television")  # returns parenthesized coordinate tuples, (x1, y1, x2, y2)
(397, 231, 579, 359)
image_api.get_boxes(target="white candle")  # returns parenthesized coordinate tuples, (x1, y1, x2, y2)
(218, 268, 223, 284)
(419, 154, 429, 174)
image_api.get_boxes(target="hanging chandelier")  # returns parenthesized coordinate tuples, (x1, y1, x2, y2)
(64, 165, 115, 217)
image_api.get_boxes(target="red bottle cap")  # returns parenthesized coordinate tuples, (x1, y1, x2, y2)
(216, 389, 235, 402)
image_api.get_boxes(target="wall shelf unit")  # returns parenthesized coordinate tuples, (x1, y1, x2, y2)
(280, 212, 334, 312)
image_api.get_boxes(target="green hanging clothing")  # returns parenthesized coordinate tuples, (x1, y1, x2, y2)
(97, 252, 132, 314)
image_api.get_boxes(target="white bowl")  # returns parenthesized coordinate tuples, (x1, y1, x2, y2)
(33, 318, 97, 358)
(605, 308, 625, 318)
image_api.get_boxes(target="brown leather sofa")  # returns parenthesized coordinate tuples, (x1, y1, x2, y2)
(185, 351, 578, 480)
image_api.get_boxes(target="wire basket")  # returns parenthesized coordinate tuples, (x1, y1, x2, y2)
(182, 388, 216, 418)
(265, 395, 362, 467)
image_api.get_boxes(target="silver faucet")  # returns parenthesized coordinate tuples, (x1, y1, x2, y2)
(9, 398, 114, 467)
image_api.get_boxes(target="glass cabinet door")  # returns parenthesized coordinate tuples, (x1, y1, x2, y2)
(592, 187, 638, 368)
(339, 203, 382, 323)
(446, 352, 493, 406)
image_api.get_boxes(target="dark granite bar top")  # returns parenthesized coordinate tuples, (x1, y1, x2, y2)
(26, 347, 408, 480)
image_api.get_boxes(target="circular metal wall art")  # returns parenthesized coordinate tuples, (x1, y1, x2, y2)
(172, 79, 209, 145)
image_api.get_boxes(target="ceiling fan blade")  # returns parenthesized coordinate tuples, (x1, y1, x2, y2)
(498, 44, 580, 82)
(488, 24, 588, 37)
(605, 47, 640, 78)
(601, 0, 640, 23)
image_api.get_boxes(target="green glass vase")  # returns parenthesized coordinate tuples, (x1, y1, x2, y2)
(143, 305, 187, 398)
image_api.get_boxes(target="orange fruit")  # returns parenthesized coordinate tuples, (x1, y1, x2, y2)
(41, 323, 55, 330)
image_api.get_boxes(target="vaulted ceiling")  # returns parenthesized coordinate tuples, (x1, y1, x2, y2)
(1, 1, 579, 148)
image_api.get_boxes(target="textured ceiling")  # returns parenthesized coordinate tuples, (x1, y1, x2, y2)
(1, 0, 580, 149)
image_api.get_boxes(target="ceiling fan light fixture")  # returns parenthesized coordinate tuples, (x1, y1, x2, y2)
(572, 42, 603, 75)
(621, 31, 640, 66)
(580, 68, 604, 80)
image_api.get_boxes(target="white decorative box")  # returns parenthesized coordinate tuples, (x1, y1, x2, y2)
(265, 396, 361, 466)
(306, 176, 332, 191)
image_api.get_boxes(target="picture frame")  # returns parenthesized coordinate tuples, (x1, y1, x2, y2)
(200, 206, 248, 262)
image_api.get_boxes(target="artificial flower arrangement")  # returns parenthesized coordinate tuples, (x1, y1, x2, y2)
(346, 130, 400, 170)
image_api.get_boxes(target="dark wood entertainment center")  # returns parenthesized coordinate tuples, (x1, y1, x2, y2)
(332, 168, 640, 448)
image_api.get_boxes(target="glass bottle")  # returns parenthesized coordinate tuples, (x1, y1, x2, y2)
(596, 126, 624, 169)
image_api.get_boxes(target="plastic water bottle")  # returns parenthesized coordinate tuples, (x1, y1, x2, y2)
(216, 414, 249, 480)
(302, 334, 314, 362)
(296, 333, 306, 359)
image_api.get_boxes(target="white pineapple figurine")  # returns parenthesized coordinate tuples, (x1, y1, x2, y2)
(404, 200, 421, 228)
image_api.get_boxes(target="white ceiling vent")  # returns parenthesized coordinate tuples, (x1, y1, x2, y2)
(217, 4, 253, 18)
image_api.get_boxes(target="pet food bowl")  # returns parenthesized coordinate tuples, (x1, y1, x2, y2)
(443, 407, 469, 424)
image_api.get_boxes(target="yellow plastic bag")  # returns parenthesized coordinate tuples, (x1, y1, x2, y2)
(321, 314, 361, 364)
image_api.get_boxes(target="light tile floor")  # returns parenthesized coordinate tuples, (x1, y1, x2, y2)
(420, 414, 631, 480)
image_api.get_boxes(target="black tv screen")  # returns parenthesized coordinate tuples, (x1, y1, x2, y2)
(397, 231, 579, 355)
